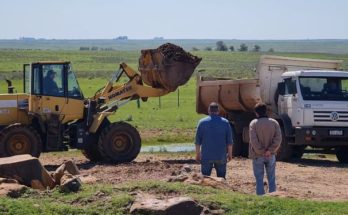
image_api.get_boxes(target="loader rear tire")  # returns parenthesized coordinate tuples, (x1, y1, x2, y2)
(98, 122, 141, 163)
(0, 124, 42, 158)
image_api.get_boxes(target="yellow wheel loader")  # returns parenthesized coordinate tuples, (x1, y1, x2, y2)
(0, 44, 201, 163)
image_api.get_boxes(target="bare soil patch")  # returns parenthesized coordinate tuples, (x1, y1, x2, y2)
(40, 152, 348, 201)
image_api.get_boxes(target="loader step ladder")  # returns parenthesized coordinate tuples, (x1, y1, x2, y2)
(45, 114, 65, 151)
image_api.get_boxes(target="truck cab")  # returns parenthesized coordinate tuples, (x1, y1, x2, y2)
(196, 55, 348, 163)
(277, 70, 348, 162)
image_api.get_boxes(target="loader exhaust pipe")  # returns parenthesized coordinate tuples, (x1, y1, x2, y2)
(5, 79, 14, 94)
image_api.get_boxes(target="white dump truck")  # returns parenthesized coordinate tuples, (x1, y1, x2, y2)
(197, 55, 348, 163)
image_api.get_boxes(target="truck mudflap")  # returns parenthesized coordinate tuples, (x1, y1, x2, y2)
(294, 127, 348, 147)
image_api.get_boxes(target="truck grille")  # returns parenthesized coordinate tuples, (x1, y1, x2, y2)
(313, 111, 348, 122)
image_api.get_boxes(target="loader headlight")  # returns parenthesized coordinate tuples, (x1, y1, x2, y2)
(312, 130, 317, 136)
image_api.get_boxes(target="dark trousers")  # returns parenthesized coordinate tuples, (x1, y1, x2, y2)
(201, 160, 227, 178)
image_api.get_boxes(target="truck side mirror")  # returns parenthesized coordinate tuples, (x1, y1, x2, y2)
(278, 82, 285, 95)
(288, 81, 297, 94)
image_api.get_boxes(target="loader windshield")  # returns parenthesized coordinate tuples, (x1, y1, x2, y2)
(299, 77, 348, 101)
(67, 68, 83, 99)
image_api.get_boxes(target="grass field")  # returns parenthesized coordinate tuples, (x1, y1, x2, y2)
(1, 50, 348, 144)
(1, 181, 348, 214)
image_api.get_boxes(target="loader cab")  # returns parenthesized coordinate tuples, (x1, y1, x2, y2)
(23, 62, 83, 99)
(23, 62, 85, 124)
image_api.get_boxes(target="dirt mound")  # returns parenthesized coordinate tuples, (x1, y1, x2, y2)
(139, 43, 202, 92)
(39, 153, 348, 201)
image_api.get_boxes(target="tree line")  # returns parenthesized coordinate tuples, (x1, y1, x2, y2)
(192, 41, 274, 52)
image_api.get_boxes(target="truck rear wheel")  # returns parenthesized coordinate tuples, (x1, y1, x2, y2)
(232, 130, 243, 157)
(0, 124, 42, 158)
(98, 122, 141, 163)
(336, 146, 348, 163)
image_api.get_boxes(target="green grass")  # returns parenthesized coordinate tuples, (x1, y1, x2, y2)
(1, 181, 347, 214)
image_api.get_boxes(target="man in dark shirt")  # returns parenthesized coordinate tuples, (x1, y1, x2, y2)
(195, 102, 233, 178)
(43, 70, 59, 95)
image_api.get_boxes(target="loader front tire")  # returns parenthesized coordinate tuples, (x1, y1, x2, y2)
(82, 119, 110, 162)
(0, 124, 42, 158)
(82, 134, 103, 162)
(98, 122, 141, 163)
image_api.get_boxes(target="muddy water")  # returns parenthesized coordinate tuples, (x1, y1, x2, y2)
(141, 144, 195, 152)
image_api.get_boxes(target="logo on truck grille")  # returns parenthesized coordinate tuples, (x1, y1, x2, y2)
(330, 112, 339, 121)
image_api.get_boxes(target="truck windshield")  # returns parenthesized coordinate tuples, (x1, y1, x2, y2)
(299, 77, 348, 101)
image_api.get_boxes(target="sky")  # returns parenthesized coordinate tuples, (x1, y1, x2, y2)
(0, 0, 347, 40)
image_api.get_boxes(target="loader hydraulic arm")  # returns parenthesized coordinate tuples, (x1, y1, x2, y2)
(94, 63, 169, 104)
(88, 63, 169, 133)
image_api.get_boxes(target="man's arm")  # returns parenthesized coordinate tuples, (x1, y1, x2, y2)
(195, 144, 201, 162)
(268, 122, 282, 153)
(227, 145, 233, 162)
(226, 123, 233, 161)
(195, 121, 202, 162)
(249, 121, 265, 154)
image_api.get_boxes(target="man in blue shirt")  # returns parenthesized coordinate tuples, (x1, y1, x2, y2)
(195, 102, 233, 178)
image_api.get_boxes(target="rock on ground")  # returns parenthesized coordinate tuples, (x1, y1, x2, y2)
(130, 193, 203, 215)
(0, 154, 55, 189)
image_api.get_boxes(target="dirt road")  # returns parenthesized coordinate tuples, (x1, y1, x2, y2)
(40, 152, 348, 201)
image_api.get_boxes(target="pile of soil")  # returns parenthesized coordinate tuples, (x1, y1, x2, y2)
(157, 43, 200, 65)
(139, 43, 202, 92)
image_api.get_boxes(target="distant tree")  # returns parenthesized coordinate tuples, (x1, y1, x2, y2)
(91, 46, 99, 51)
(238, 43, 248, 52)
(115, 36, 128, 40)
(79, 47, 90, 51)
(191, 47, 199, 51)
(252, 45, 261, 52)
(216, 41, 228, 51)
(268, 48, 275, 52)
(204, 47, 212, 51)
(229, 46, 235, 51)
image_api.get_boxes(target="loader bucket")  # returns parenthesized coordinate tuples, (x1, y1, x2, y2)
(139, 43, 202, 92)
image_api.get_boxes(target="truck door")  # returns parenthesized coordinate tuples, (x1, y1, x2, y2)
(278, 78, 298, 118)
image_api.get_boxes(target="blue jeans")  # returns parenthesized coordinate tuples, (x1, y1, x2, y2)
(252, 155, 276, 195)
(201, 160, 227, 178)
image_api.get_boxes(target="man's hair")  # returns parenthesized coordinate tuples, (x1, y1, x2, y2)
(208, 102, 219, 114)
(254, 102, 267, 116)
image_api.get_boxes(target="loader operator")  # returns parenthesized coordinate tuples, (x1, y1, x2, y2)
(43, 70, 59, 96)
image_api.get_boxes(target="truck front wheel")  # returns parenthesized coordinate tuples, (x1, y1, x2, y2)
(336, 146, 348, 163)
(98, 122, 141, 163)
(276, 128, 293, 161)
